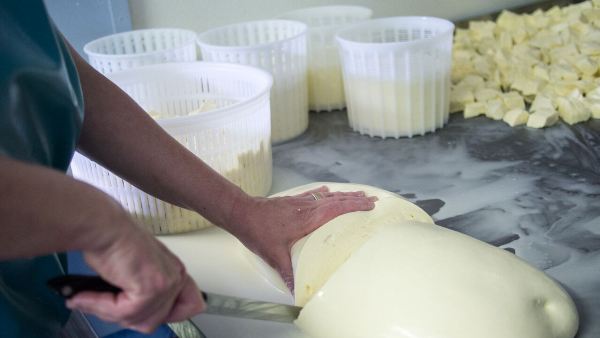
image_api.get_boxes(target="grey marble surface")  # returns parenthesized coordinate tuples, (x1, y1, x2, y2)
(271, 110, 600, 338)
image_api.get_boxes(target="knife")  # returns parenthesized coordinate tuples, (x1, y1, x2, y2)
(47, 275, 301, 323)
(47, 275, 205, 338)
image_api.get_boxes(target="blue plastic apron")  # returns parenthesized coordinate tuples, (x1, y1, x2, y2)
(0, 1, 84, 336)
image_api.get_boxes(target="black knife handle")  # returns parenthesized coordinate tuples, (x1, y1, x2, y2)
(47, 275, 122, 299)
(48, 274, 211, 303)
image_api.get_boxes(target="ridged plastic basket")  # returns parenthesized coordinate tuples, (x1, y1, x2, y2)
(84, 28, 197, 75)
(336, 17, 454, 138)
(70, 62, 273, 234)
(278, 6, 372, 112)
(197, 20, 308, 144)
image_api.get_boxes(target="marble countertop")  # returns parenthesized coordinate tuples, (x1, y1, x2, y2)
(269, 110, 600, 338)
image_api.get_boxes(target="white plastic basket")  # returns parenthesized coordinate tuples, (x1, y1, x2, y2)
(336, 17, 455, 138)
(278, 6, 372, 112)
(84, 28, 197, 75)
(70, 62, 273, 234)
(197, 20, 308, 144)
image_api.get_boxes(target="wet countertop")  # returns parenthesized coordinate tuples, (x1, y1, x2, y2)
(270, 110, 600, 338)
(180, 109, 600, 338)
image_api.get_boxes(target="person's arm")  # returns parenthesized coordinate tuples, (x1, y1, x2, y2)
(0, 155, 204, 332)
(0, 155, 125, 259)
(72, 45, 245, 230)
(70, 45, 377, 289)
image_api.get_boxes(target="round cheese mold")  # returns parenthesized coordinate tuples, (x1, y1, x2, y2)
(336, 17, 454, 138)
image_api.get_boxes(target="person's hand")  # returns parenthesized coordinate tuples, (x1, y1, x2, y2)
(228, 185, 378, 292)
(65, 210, 205, 333)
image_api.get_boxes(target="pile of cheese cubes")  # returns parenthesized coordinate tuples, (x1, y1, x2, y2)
(450, 0, 600, 128)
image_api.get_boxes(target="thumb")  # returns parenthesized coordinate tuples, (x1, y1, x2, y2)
(273, 250, 295, 294)
(165, 275, 206, 322)
(66, 291, 121, 322)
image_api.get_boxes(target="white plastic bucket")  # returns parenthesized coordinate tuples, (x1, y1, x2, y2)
(197, 20, 308, 143)
(336, 17, 454, 138)
(70, 62, 273, 234)
(84, 28, 197, 74)
(278, 6, 372, 112)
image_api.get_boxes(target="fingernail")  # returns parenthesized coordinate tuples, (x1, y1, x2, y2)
(129, 326, 143, 333)
(284, 278, 295, 294)
(368, 196, 379, 202)
(357, 191, 366, 196)
(130, 325, 152, 334)
(199, 291, 208, 312)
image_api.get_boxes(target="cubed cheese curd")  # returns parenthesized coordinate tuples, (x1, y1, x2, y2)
(587, 87, 600, 100)
(485, 99, 506, 120)
(511, 75, 542, 96)
(502, 91, 526, 110)
(503, 108, 529, 126)
(574, 56, 598, 76)
(475, 88, 501, 102)
(556, 97, 591, 124)
(464, 102, 487, 118)
(587, 99, 600, 118)
(451, 0, 599, 128)
(450, 86, 475, 113)
(531, 95, 555, 112)
(527, 109, 559, 128)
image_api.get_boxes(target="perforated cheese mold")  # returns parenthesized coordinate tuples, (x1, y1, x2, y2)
(70, 62, 273, 234)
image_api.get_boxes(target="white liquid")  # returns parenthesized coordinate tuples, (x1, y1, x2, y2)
(307, 66, 345, 111)
(344, 76, 450, 138)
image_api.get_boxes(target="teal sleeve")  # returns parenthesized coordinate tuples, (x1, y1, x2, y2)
(0, 0, 84, 171)
(0, 1, 86, 337)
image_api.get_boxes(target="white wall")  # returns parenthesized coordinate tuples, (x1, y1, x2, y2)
(128, 0, 545, 33)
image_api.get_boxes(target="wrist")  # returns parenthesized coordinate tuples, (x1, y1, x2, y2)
(219, 187, 257, 235)
(76, 194, 138, 254)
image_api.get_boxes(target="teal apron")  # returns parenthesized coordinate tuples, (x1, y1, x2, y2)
(0, 1, 84, 336)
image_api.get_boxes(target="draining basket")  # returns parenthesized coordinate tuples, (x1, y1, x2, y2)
(70, 62, 273, 234)
(197, 20, 308, 143)
(84, 28, 197, 75)
(278, 6, 372, 112)
(336, 17, 454, 138)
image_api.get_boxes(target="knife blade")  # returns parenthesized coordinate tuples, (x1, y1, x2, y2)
(201, 290, 301, 323)
(47, 274, 301, 323)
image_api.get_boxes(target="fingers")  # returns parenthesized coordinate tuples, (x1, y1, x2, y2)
(66, 291, 120, 322)
(67, 276, 204, 332)
(67, 289, 183, 333)
(124, 293, 178, 333)
(67, 291, 159, 333)
(314, 191, 366, 199)
(78, 216, 198, 333)
(295, 185, 330, 198)
(299, 189, 369, 201)
(165, 276, 206, 323)
(272, 250, 295, 294)
(303, 197, 377, 235)
(323, 196, 377, 212)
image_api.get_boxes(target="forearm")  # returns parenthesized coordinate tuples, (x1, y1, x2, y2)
(71, 47, 250, 228)
(0, 155, 128, 260)
(0, 156, 204, 330)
